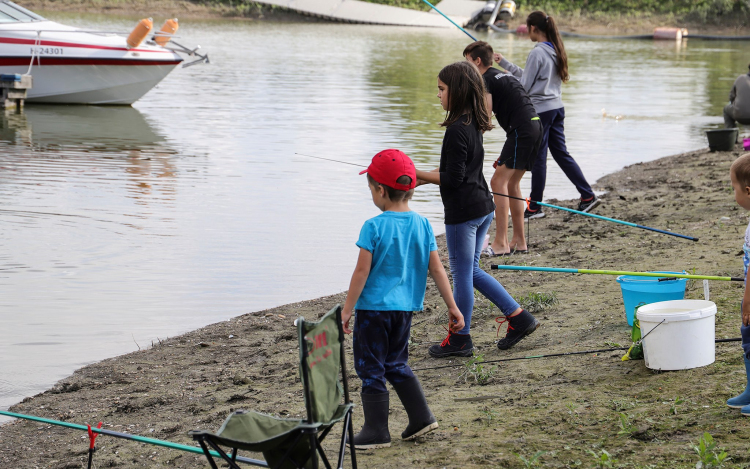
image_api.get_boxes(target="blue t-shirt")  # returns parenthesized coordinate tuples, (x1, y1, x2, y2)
(355, 211, 438, 311)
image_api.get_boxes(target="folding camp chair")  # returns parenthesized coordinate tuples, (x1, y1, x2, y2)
(190, 305, 357, 469)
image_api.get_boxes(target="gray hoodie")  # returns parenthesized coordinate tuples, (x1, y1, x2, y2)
(498, 43, 563, 114)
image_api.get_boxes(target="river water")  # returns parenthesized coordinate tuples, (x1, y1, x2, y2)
(1, 14, 749, 417)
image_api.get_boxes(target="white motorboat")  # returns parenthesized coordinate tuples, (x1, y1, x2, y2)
(0, 1, 206, 105)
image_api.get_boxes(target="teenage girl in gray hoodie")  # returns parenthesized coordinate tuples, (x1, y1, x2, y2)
(495, 11, 599, 219)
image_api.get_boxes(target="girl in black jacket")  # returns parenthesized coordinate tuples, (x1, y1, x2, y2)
(416, 61, 540, 357)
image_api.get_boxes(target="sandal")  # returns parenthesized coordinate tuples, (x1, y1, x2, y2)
(481, 246, 512, 257)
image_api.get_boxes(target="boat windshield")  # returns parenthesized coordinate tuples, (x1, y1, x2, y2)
(0, 1, 45, 22)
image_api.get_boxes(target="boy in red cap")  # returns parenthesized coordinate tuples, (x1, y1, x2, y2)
(342, 149, 464, 450)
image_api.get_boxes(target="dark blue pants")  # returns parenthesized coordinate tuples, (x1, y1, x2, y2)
(528, 108, 595, 211)
(353, 310, 415, 394)
(742, 324, 750, 359)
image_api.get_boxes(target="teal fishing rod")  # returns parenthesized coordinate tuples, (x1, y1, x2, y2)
(0, 410, 266, 466)
(489, 265, 743, 282)
(420, 0, 478, 41)
(295, 154, 698, 242)
(491, 191, 698, 242)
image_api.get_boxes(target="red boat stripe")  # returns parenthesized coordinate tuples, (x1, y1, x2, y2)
(0, 36, 171, 53)
(0, 57, 182, 66)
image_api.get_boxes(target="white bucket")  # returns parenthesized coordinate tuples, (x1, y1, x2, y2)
(636, 299, 716, 371)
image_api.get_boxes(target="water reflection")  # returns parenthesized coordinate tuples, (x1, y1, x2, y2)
(0, 105, 168, 150)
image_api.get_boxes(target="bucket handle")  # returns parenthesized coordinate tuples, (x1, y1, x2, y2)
(637, 319, 666, 345)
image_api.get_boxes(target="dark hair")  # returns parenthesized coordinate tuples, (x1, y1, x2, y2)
(366, 173, 414, 202)
(437, 61, 493, 132)
(526, 11, 569, 83)
(731, 153, 750, 189)
(463, 41, 493, 67)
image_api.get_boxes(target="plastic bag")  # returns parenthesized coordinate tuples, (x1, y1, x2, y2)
(621, 304, 646, 361)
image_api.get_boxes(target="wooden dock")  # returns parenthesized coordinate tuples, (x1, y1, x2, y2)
(255, 0, 485, 28)
(0, 74, 32, 111)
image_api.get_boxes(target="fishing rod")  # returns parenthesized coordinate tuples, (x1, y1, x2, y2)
(0, 410, 266, 466)
(295, 153, 367, 168)
(419, 0, 478, 41)
(294, 155, 696, 243)
(412, 337, 743, 372)
(489, 265, 744, 282)
(491, 191, 698, 242)
(412, 346, 627, 371)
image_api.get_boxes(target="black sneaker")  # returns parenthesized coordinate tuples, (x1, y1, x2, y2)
(578, 196, 600, 213)
(496, 310, 540, 350)
(523, 208, 545, 220)
(428, 330, 474, 358)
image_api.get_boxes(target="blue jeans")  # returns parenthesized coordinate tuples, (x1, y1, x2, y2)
(445, 212, 521, 335)
(353, 310, 415, 394)
(529, 108, 595, 211)
(742, 301, 750, 359)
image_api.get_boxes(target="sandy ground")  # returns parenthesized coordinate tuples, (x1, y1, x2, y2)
(3, 143, 750, 468)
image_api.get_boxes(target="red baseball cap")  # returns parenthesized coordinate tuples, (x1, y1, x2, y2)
(359, 149, 416, 191)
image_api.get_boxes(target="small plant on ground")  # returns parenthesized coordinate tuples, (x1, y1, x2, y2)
(685, 267, 698, 291)
(692, 432, 729, 468)
(610, 399, 632, 412)
(460, 353, 496, 385)
(479, 405, 498, 425)
(670, 396, 685, 415)
(514, 450, 547, 468)
(565, 402, 581, 425)
(587, 449, 617, 468)
(616, 412, 636, 436)
(517, 291, 559, 314)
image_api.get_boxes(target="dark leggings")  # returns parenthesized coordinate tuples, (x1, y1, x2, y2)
(353, 310, 415, 394)
(528, 107, 595, 211)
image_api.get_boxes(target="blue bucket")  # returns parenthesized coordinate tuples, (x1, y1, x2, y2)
(616, 272, 687, 326)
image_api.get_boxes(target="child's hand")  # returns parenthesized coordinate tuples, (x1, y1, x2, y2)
(342, 308, 354, 334)
(448, 306, 465, 332)
(743, 301, 750, 327)
(493, 52, 503, 63)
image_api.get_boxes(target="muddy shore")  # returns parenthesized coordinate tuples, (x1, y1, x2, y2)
(3, 143, 750, 468)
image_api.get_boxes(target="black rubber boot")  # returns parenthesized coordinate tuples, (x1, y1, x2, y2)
(349, 392, 391, 449)
(496, 309, 539, 350)
(392, 376, 438, 440)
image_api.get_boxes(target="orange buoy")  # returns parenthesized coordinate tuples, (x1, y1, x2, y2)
(155, 18, 179, 46)
(127, 17, 153, 49)
(515, 24, 528, 35)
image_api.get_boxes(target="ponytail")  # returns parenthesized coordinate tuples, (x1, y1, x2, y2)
(526, 10, 569, 83)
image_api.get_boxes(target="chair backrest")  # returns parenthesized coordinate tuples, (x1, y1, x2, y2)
(297, 305, 345, 424)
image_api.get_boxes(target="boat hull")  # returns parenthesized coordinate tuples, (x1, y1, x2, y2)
(0, 62, 179, 105)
